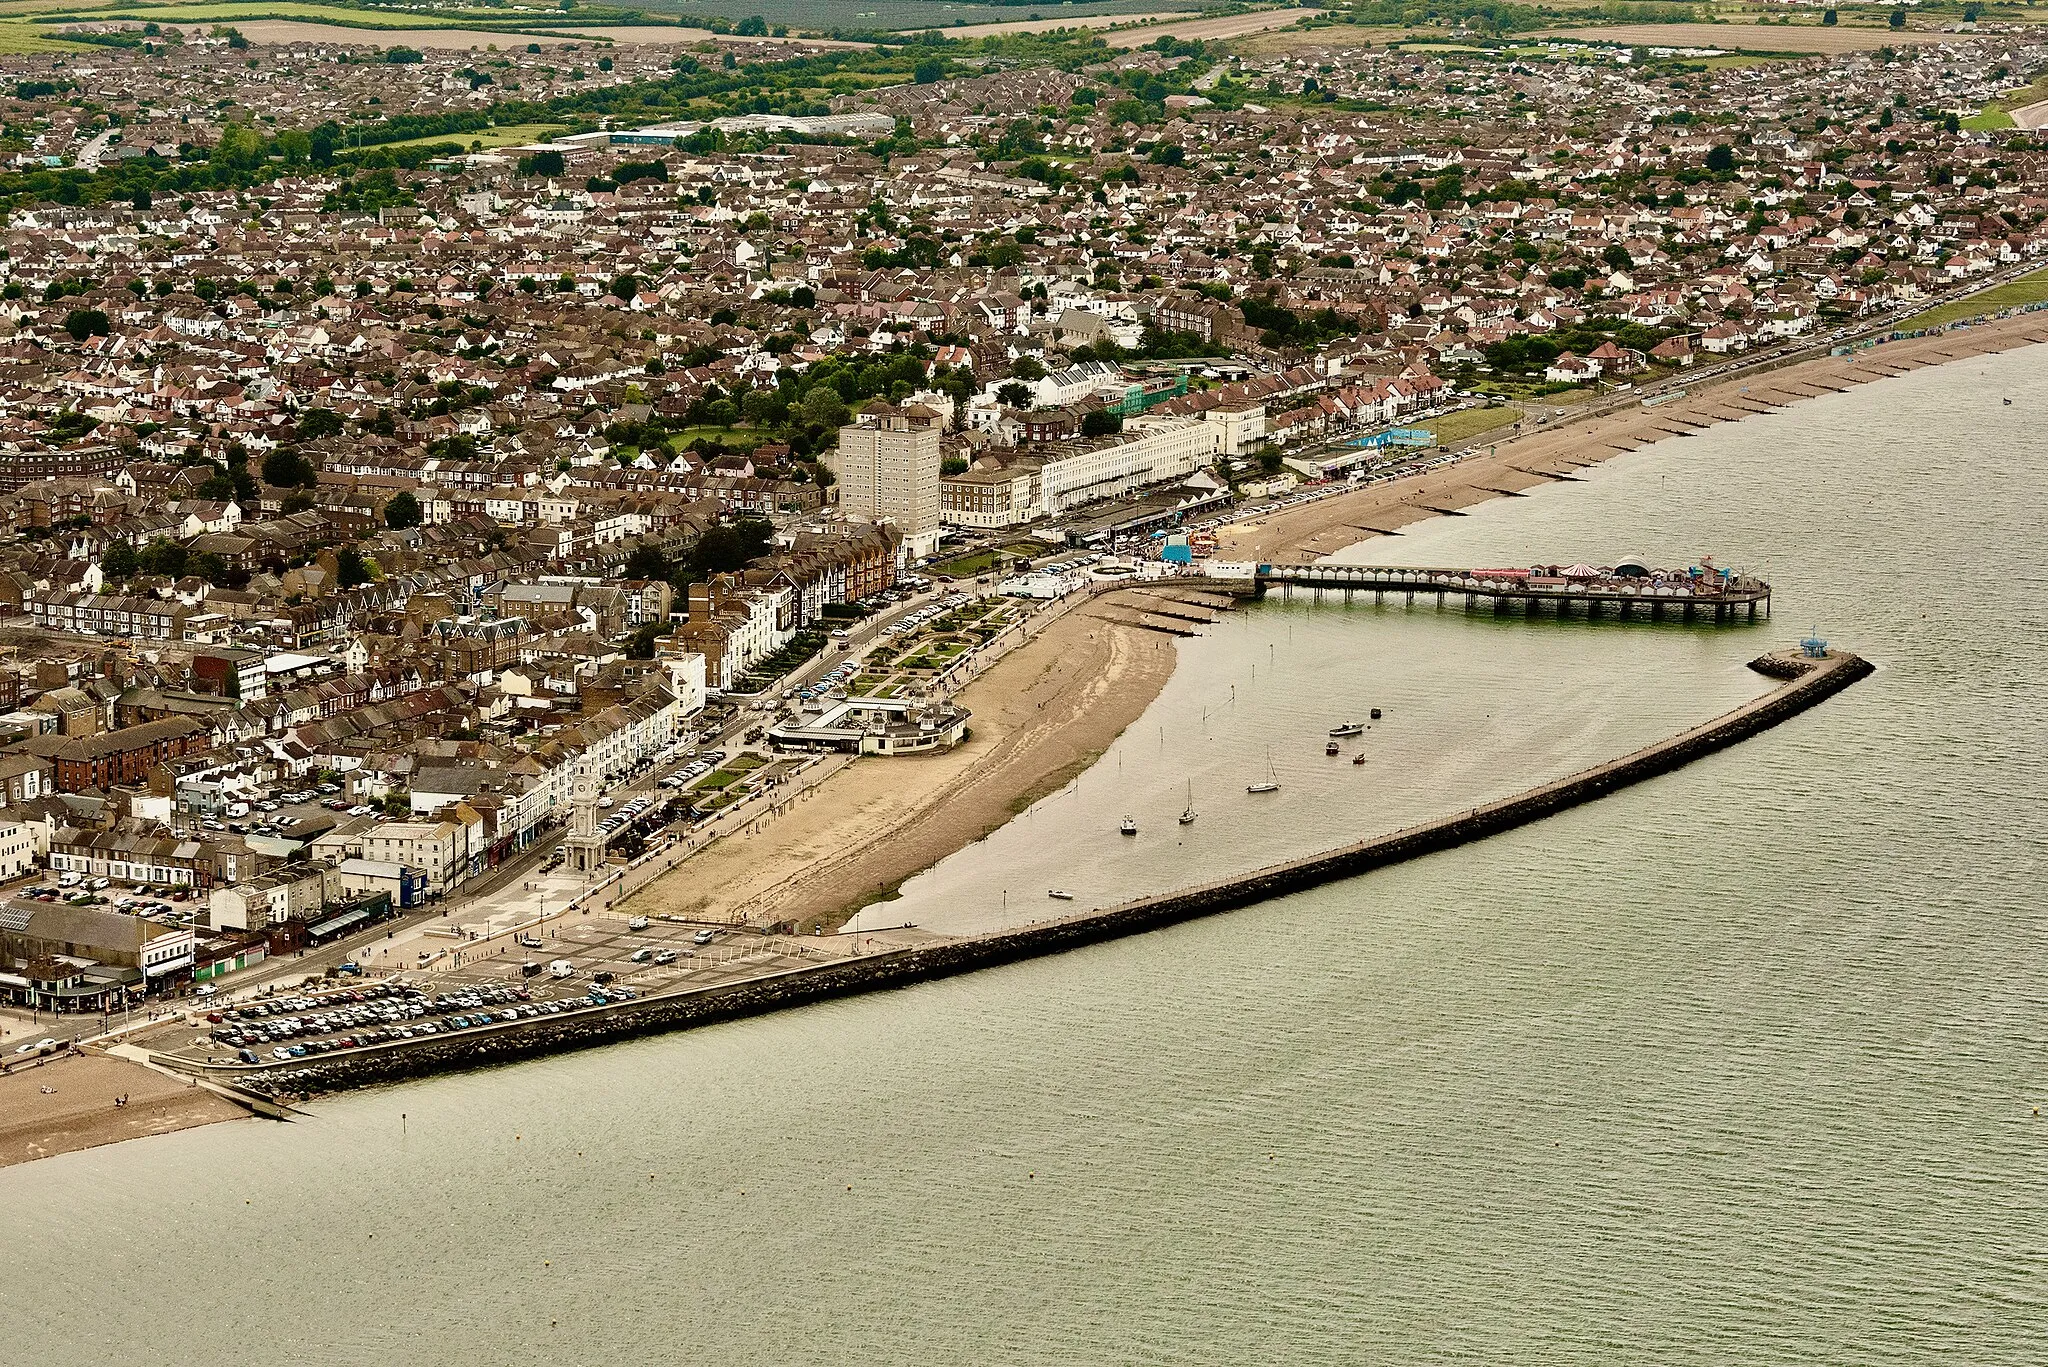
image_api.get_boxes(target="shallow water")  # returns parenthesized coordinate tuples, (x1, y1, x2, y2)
(4, 345, 2045, 1365)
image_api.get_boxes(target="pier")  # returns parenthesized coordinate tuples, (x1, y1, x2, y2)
(197, 647, 1869, 1098)
(1247, 561, 1771, 623)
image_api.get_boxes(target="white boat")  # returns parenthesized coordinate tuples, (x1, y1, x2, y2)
(1247, 782, 1280, 794)
(1120, 816, 1138, 835)
(1179, 779, 1197, 825)
(1048, 889, 1075, 900)
(1248, 748, 1281, 794)
(1329, 722, 1366, 737)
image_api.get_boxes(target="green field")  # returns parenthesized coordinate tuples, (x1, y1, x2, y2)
(1901, 267, 2048, 329)
(0, 19, 79, 46)
(1426, 404, 1524, 445)
(383, 121, 572, 150)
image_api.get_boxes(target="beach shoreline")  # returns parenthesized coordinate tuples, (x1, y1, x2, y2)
(0, 1052, 248, 1169)
(627, 593, 1180, 934)
(1217, 309, 2048, 564)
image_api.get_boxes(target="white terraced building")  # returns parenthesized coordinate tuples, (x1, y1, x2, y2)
(1036, 416, 1222, 517)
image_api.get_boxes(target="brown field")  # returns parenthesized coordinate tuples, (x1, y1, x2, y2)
(1104, 6, 1320, 47)
(227, 20, 584, 46)
(1546, 22, 1967, 52)
(559, 25, 868, 47)
(911, 11, 1196, 38)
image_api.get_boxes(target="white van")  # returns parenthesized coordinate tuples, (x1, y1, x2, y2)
(548, 960, 575, 979)
(627, 916, 649, 931)
(225, 802, 251, 819)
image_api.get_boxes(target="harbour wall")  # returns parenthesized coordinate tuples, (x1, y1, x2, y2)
(246, 650, 1874, 1096)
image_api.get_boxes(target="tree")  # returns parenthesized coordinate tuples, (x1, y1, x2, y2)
(1821, 7, 1837, 23)
(798, 386, 850, 429)
(1706, 143, 1736, 173)
(996, 381, 1033, 409)
(625, 621, 669, 658)
(1081, 409, 1124, 438)
(102, 540, 138, 578)
(263, 449, 317, 488)
(335, 546, 373, 588)
(610, 272, 638, 301)
(64, 308, 110, 342)
(623, 544, 670, 580)
(384, 491, 422, 530)
(734, 14, 768, 35)
(914, 57, 944, 85)
(1601, 242, 1632, 271)
(198, 473, 237, 502)
(1889, 6, 1906, 27)
(138, 537, 187, 577)
(1011, 356, 1047, 382)
(297, 408, 344, 440)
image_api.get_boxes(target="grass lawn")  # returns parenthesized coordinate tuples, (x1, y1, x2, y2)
(1962, 107, 2016, 131)
(1901, 267, 2048, 329)
(381, 121, 571, 151)
(930, 548, 1007, 578)
(1427, 405, 1524, 445)
(696, 768, 743, 791)
(667, 426, 757, 450)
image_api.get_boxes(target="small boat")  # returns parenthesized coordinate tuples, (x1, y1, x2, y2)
(1369, 707, 1383, 720)
(1047, 889, 1075, 900)
(1120, 816, 1138, 836)
(1325, 740, 1341, 756)
(1248, 747, 1281, 793)
(1329, 722, 1366, 738)
(1178, 779, 1197, 825)
(1352, 752, 1367, 766)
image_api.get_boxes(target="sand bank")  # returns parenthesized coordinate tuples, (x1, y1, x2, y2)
(630, 594, 1178, 933)
(1218, 309, 2048, 563)
(0, 1051, 246, 1168)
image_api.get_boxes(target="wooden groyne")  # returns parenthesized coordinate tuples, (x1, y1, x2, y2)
(221, 649, 1873, 1097)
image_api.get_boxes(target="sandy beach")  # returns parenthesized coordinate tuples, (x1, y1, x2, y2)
(630, 594, 1179, 933)
(1217, 310, 2048, 563)
(0, 1052, 246, 1168)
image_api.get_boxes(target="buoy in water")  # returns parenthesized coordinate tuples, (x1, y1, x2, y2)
(1370, 707, 1382, 720)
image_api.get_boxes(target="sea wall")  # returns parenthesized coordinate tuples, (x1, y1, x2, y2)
(250, 651, 1873, 1096)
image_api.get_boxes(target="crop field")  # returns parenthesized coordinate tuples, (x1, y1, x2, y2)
(1544, 22, 1965, 53)
(43, 1, 542, 25)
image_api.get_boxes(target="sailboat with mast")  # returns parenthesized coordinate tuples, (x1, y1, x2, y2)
(1179, 780, 1197, 825)
(1247, 748, 1280, 794)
